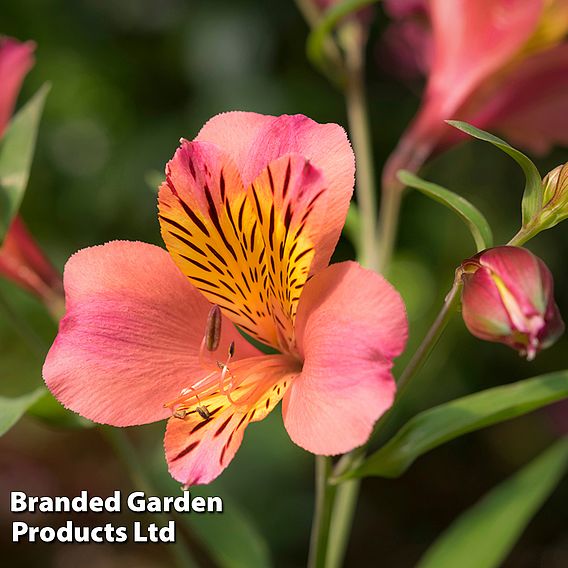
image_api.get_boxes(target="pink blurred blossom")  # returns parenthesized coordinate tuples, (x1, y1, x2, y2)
(0, 36, 63, 312)
(382, 0, 568, 187)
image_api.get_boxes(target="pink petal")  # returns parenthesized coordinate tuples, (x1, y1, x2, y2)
(479, 247, 547, 315)
(470, 43, 568, 154)
(383, 0, 542, 183)
(165, 354, 297, 486)
(0, 37, 35, 136)
(427, 0, 540, 121)
(461, 267, 513, 340)
(43, 241, 258, 427)
(282, 262, 407, 455)
(197, 112, 355, 270)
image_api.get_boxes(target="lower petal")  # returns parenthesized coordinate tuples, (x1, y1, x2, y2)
(43, 241, 257, 427)
(165, 355, 297, 486)
(283, 262, 407, 455)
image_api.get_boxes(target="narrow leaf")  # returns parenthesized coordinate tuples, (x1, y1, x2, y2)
(417, 438, 568, 568)
(347, 371, 568, 479)
(0, 387, 46, 436)
(399, 170, 493, 251)
(447, 121, 542, 225)
(0, 84, 50, 241)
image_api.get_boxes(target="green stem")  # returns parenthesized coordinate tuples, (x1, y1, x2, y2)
(507, 224, 541, 247)
(342, 23, 379, 272)
(397, 280, 462, 397)
(101, 427, 201, 568)
(376, 185, 403, 273)
(308, 456, 337, 568)
(309, 23, 380, 568)
(326, 450, 364, 568)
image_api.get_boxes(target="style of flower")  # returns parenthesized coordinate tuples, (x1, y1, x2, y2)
(43, 113, 408, 486)
(382, 0, 568, 186)
(0, 36, 63, 312)
(460, 246, 564, 360)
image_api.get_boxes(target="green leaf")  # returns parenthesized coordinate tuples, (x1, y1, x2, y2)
(306, 0, 378, 75)
(0, 387, 46, 436)
(399, 170, 493, 251)
(0, 84, 50, 242)
(447, 121, 542, 225)
(417, 438, 568, 568)
(346, 371, 568, 479)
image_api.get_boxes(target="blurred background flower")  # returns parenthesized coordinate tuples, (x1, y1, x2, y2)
(382, 0, 568, 186)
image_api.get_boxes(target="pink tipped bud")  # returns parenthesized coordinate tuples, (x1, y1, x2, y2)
(460, 246, 564, 360)
(0, 216, 64, 316)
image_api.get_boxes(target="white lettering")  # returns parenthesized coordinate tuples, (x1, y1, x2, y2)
(10, 492, 27, 512)
(12, 522, 28, 542)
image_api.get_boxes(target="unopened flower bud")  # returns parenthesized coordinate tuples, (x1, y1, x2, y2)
(539, 162, 568, 229)
(460, 246, 564, 360)
(0, 216, 64, 318)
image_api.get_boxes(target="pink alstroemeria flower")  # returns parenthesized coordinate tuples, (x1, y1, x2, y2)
(383, 0, 568, 186)
(0, 37, 62, 311)
(43, 113, 408, 486)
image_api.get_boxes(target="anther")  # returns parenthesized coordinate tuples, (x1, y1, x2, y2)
(196, 406, 211, 420)
(205, 305, 222, 351)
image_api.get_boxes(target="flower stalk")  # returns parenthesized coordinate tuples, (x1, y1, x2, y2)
(341, 20, 379, 272)
(308, 456, 337, 568)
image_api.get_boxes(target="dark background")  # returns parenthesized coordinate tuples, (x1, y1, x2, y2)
(1, 1, 567, 566)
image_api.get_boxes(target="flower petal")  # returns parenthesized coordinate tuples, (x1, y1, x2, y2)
(478, 247, 548, 315)
(383, 0, 542, 183)
(43, 241, 257, 427)
(461, 267, 513, 340)
(0, 37, 35, 135)
(165, 354, 297, 486)
(197, 112, 355, 271)
(471, 43, 568, 154)
(427, 0, 540, 120)
(159, 140, 330, 352)
(282, 262, 407, 455)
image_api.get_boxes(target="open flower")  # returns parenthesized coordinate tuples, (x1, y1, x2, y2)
(43, 113, 408, 486)
(460, 246, 564, 360)
(382, 0, 568, 186)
